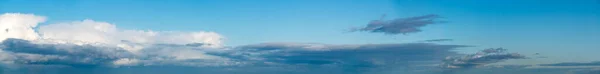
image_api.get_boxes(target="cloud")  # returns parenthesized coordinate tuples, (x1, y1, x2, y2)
(440, 48, 527, 69)
(431, 65, 598, 74)
(0, 13, 232, 68)
(237, 42, 468, 66)
(0, 38, 239, 68)
(540, 61, 600, 66)
(0, 38, 134, 67)
(37, 19, 225, 49)
(0, 38, 470, 71)
(0, 13, 45, 41)
(0, 13, 563, 74)
(567, 68, 600, 74)
(420, 39, 454, 42)
(351, 14, 444, 35)
(0, 40, 472, 74)
(0, 13, 224, 48)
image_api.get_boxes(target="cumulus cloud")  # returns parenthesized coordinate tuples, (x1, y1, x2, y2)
(351, 14, 444, 35)
(440, 48, 527, 69)
(0, 13, 231, 68)
(0, 13, 45, 41)
(37, 19, 224, 49)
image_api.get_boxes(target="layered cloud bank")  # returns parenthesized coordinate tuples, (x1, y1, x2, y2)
(0, 13, 470, 69)
(2, 13, 573, 74)
(237, 42, 467, 66)
(0, 13, 231, 67)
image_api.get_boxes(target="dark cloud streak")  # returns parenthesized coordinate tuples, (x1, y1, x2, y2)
(0, 38, 134, 67)
(351, 14, 444, 35)
(540, 61, 600, 66)
(420, 39, 454, 42)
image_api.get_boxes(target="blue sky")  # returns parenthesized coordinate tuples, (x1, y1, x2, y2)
(2, 0, 600, 64)
(1, 0, 600, 73)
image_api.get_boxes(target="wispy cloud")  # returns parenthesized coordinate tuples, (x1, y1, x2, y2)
(540, 61, 600, 67)
(351, 14, 444, 35)
(567, 68, 600, 74)
(441, 48, 527, 69)
(419, 39, 454, 42)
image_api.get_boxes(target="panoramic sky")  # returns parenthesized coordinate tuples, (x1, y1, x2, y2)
(1, 0, 599, 74)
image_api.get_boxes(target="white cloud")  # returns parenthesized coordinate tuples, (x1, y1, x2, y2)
(113, 58, 140, 66)
(37, 19, 225, 49)
(0, 13, 45, 41)
(0, 13, 225, 49)
(0, 13, 229, 67)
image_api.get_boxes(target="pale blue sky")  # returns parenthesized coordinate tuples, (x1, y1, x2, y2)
(1, 0, 599, 64)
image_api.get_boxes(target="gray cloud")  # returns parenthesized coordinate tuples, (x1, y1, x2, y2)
(0, 38, 475, 74)
(0, 38, 134, 67)
(1, 38, 473, 71)
(434, 65, 598, 74)
(351, 14, 444, 35)
(236, 42, 469, 67)
(567, 68, 600, 74)
(0, 38, 238, 68)
(441, 48, 527, 69)
(1, 37, 476, 72)
(540, 61, 600, 66)
(420, 39, 454, 42)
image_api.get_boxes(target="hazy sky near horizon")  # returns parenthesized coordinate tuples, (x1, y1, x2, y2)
(1, 0, 600, 74)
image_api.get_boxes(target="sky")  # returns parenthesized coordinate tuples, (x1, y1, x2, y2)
(1, 0, 600, 74)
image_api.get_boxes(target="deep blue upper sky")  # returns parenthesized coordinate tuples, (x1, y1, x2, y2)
(1, 0, 599, 64)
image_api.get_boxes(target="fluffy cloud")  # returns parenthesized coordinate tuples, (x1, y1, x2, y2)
(0, 13, 45, 41)
(441, 48, 527, 69)
(37, 19, 224, 49)
(0, 13, 230, 68)
(351, 14, 444, 35)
